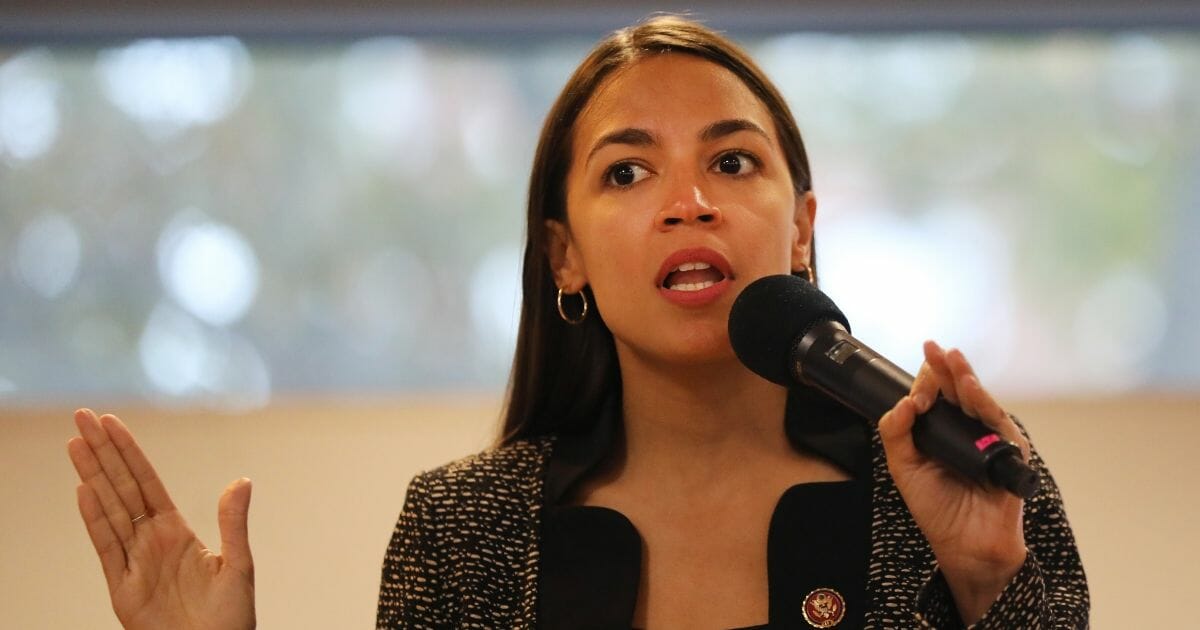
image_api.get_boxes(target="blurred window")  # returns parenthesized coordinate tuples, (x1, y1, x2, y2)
(1, 31, 1197, 407)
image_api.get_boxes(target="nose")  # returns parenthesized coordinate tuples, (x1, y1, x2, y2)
(654, 185, 723, 231)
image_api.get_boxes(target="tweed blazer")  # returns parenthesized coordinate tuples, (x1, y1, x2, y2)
(376, 408, 1088, 630)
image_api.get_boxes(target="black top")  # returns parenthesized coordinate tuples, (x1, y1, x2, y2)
(536, 390, 874, 630)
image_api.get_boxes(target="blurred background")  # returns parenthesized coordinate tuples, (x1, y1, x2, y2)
(2, 1, 1197, 627)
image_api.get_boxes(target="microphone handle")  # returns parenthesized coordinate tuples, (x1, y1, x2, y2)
(793, 321, 1040, 499)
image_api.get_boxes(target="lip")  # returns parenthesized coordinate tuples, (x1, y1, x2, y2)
(655, 247, 735, 307)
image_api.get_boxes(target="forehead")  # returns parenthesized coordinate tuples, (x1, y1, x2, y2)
(573, 54, 776, 148)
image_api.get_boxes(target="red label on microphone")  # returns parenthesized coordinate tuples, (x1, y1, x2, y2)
(975, 434, 1001, 451)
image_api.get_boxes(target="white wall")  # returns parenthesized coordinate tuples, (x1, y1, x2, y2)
(2, 394, 1195, 627)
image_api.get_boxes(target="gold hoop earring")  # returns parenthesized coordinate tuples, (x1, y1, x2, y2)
(797, 266, 814, 283)
(557, 287, 588, 325)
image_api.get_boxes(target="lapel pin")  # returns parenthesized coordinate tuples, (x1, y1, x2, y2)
(802, 587, 846, 628)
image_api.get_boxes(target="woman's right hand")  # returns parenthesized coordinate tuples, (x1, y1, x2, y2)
(67, 409, 256, 630)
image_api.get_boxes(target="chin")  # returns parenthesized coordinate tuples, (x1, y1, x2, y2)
(619, 326, 737, 368)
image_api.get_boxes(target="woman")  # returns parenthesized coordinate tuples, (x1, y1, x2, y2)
(68, 15, 1088, 629)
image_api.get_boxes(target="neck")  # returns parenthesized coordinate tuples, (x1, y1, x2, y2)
(611, 342, 794, 494)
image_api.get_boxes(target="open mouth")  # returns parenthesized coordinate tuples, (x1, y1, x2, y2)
(662, 261, 727, 292)
(655, 247, 734, 294)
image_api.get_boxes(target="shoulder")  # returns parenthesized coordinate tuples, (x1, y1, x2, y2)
(379, 437, 556, 626)
(407, 435, 557, 510)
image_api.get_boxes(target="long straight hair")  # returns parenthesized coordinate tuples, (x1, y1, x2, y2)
(499, 15, 816, 444)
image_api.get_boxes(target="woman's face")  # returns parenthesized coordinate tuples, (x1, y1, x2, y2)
(551, 53, 815, 367)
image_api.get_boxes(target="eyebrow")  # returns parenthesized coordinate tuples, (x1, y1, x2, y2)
(699, 118, 769, 143)
(586, 128, 656, 166)
(584, 118, 769, 166)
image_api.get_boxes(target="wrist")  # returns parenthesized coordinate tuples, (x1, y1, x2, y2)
(939, 546, 1027, 625)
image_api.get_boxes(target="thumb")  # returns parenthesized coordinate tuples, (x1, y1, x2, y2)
(218, 477, 254, 578)
(878, 396, 922, 470)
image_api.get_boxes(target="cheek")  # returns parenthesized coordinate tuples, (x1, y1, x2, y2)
(576, 208, 647, 287)
(712, 188, 798, 267)
(565, 210, 658, 330)
(564, 173, 651, 271)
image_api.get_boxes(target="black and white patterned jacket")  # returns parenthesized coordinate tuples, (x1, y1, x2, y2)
(376, 401, 1088, 629)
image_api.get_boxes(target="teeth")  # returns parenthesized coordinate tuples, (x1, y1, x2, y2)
(671, 261, 712, 273)
(668, 280, 716, 292)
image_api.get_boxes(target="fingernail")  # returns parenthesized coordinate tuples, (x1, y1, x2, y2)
(912, 392, 929, 411)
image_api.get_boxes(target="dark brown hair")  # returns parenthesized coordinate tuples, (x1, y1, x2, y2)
(499, 15, 816, 444)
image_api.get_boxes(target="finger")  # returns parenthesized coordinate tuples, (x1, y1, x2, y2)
(958, 372, 1003, 426)
(943, 349, 984, 418)
(76, 482, 127, 588)
(878, 395, 921, 468)
(959, 374, 1031, 460)
(100, 412, 177, 515)
(75, 410, 148, 522)
(218, 478, 254, 578)
(67, 435, 136, 545)
(922, 341, 959, 405)
(943, 353, 1032, 461)
(909, 360, 941, 414)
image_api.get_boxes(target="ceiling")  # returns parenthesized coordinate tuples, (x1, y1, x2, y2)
(2, 0, 1199, 41)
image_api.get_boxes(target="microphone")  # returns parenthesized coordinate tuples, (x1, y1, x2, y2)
(728, 274, 1039, 499)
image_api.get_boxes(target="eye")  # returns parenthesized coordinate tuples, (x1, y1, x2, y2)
(713, 151, 759, 176)
(604, 162, 651, 188)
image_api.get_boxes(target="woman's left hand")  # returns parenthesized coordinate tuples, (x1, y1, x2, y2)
(877, 340, 1030, 625)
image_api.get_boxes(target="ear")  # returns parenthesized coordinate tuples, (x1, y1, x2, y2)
(790, 191, 817, 272)
(544, 219, 588, 291)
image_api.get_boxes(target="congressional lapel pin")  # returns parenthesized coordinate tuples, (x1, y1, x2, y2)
(802, 587, 846, 628)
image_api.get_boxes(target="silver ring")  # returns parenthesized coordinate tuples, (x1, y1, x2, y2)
(131, 512, 147, 524)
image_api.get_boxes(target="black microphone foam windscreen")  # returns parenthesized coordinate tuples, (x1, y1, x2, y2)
(728, 274, 850, 386)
